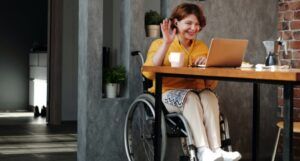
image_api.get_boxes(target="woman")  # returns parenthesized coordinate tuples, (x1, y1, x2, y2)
(142, 3, 241, 161)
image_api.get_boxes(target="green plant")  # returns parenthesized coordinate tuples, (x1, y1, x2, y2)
(145, 10, 163, 25)
(103, 66, 126, 84)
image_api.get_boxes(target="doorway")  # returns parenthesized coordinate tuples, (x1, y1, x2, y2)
(0, 0, 48, 124)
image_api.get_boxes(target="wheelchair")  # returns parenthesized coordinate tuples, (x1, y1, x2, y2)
(124, 51, 232, 161)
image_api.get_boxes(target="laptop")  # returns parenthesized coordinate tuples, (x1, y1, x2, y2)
(197, 38, 249, 68)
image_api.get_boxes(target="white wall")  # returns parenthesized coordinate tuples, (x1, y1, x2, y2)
(29, 53, 47, 107)
(61, 0, 78, 121)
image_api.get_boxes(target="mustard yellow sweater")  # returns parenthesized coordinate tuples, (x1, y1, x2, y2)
(142, 37, 217, 93)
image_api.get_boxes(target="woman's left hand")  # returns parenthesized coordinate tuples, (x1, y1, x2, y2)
(194, 56, 207, 65)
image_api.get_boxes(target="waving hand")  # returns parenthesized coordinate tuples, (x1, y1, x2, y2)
(161, 19, 176, 45)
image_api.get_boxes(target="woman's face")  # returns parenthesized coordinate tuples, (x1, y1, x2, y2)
(176, 14, 201, 40)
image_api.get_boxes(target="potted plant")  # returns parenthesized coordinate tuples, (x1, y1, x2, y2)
(103, 65, 126, 98)
(145, 10, 163, 37)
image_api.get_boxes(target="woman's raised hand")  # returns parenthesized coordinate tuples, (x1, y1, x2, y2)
(160, 19, 176, 45)
(151, 19, 176, 66)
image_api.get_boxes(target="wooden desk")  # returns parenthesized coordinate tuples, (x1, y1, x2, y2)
(142, 66, 300, 161)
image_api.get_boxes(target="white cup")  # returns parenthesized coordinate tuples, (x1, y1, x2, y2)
(169, 52, 184, 67)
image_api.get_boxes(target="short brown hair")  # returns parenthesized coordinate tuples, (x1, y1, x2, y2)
(169, 3, 206, 31)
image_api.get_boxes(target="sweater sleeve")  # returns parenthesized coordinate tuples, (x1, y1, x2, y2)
(142, 39, 163, 80)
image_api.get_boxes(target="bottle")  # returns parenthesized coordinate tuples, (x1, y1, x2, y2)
(265, 52, 277, 66)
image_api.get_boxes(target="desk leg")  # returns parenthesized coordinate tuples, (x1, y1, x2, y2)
(283, 85, 293, 161)
(154, 73, 162, 161)
(252, 83, 260, 161)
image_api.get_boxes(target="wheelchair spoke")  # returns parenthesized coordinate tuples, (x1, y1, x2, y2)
(143, 142, 152, 161)
(125, 95, 167, 161)
(143, 140, 154, 154)
(129, 103, 154, 161)
(136, 106, 143, 138)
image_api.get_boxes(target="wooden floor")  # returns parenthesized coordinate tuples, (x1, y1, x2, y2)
(0, 113, 298, 161)
(0, 112, 76, 161)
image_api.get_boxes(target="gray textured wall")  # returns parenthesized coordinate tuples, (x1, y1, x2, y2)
(103, 0, 121, 67)
(78, 0, 278, 160)
(61, 0, 78, 121)
(103, 0, 113, 49)
(201, 0, 278, 160)
(145, 0, 160, 14)
(78, 0, 144, 160)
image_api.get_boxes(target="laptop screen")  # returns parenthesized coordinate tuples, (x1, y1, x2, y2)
(200, 38, 248, 67)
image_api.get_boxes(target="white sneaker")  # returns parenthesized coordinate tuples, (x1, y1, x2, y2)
(197, 147, 223, 161)
(215, 148, 241, 161)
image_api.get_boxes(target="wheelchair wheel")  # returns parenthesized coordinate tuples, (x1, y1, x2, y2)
(124, 94, 167, 161)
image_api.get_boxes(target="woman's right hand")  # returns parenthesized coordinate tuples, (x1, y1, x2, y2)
(151, 19, 176, 66)
(161, 19, 176, 45)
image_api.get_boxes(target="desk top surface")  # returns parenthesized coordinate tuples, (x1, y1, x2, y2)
(142, 66, 300, 82)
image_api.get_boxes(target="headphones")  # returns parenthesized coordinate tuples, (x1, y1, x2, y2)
(174, 21, 178, 26)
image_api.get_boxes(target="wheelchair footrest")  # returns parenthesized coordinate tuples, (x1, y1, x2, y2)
(221, 139, 231, 148)
(179, 155, 190, 161)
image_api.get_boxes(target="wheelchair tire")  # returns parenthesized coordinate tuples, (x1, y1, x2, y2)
(124, 94, 167, 161)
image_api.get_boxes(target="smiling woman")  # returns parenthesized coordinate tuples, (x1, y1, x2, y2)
(142, 3, 241, 161)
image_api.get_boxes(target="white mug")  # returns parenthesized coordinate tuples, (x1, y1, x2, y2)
(169, 52, 184, 67)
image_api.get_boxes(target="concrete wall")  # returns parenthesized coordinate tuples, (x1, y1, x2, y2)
(103, 0, 121, 67)
(61, 0, 78, 121)
(103, 0, 113, 49)
(78, 0, 278, 160)
(0, 0, 47, 111)
(145, 0, 160, 14)
(78, 0, 145, 160)
(201, 1, 278, 160)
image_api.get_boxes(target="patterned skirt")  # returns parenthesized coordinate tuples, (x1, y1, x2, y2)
(163, 89, 193, 110)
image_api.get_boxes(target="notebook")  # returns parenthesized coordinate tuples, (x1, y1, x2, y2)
(197, 38, 249, 68)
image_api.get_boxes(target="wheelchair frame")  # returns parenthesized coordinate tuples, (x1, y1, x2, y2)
(124, 51, 232, 161)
